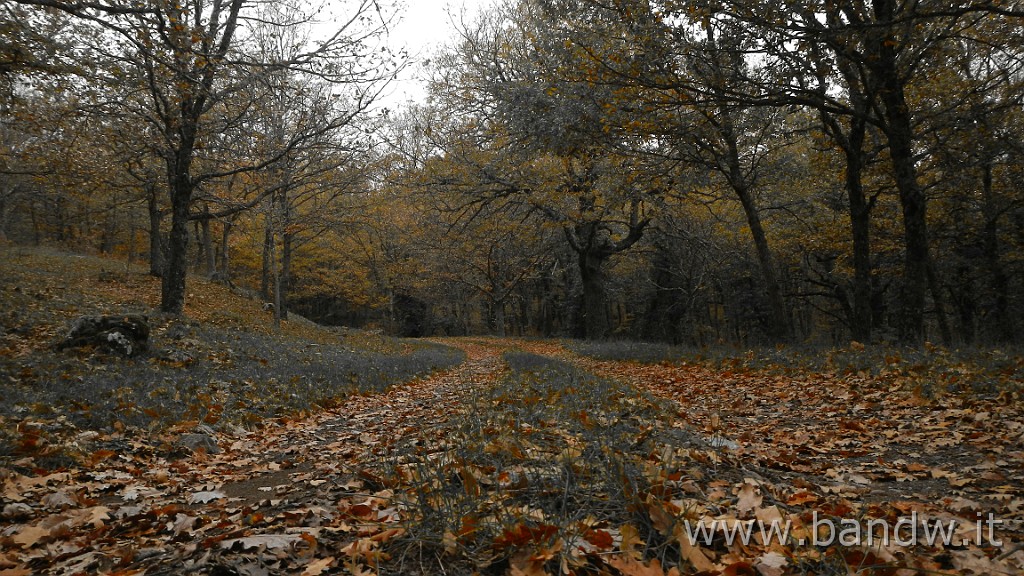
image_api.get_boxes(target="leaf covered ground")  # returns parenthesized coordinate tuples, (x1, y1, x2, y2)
(1, 247, 1023, 575)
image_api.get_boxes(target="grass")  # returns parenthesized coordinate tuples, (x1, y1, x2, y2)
(0, 246, 463, 467)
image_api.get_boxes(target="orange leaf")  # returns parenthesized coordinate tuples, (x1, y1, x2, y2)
(583, 528, 614, 551)
(722, 561, 756, 576)
(678, 536, 716, 572)
(619, 523, 644, 558)
(457, 514, 479, 539)
(87, 449, 117, 465)
(786, 491, 818, 506)
(605, 556, 680, 576)
(495, 523, 559, 549)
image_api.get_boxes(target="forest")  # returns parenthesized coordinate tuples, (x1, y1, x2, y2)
(2, 3, 1024, 575)
(2, 0, 1024, 346)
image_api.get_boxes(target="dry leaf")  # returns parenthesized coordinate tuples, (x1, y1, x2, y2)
(755, 551, 787, 576)
(605, 556, 680, 576)
(678, 534, 716, 572)
(189, 490, 227, 504)
(220, 533, 303, 550)
(735, 482, 763, 515)
(11, 525, 49, 549)
(302, 556, 335, 576)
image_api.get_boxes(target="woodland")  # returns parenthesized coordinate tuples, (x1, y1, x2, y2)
(2, 0, 1024, 345)
(1, 1, 1024, 575)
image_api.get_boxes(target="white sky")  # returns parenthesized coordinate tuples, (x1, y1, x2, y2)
(379, 0, 496, 107)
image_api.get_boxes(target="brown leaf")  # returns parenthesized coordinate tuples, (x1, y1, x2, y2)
(11, 525, 49, 549)
(754, 552, 787, 576)
(509, 549, 550, 576)
(678, 535, 716, 572)
(301, 557, 335, 576)
(605, 556, 680, 576)
(494, 523, 559, 548)
(735, 482, 763, 515)
(583, 528, 614, 551)
(220, 533, 304, 550)
(618, 523, 644, 559)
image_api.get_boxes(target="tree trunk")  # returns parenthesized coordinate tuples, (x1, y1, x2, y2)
(147, 186, 164, 277)
(219, 218, 232, 278)
(926, 260, 952, 346)
(280, 230, 291, 320)
(717, 116, 790, 343)
(493, 299, 506, 337)
(100, 198, 117, 254)
(578, 249, 610, 340)
(269, 229, 282, 329)
(261, 220, 273, 301)
(823, 2, 875, 343)
(30, 200, 40, 245)
(842, 114, 874, 343)
(200, 211, 215, 276)
(160, 173, 192, 314)
(868, 0, 930, 344)
(733, 183, 790, 342)
(950, 266, 976, 345)
(981, 162, 1014, 342)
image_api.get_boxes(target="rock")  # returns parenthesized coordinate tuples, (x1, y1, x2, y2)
(58, 314, 150, 357)
(177, 433, 221, 454)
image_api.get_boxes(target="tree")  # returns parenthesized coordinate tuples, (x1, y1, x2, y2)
(422, 0, 668, 339)
(693, 0, 1023, 343)
(13, 0, 399, 313)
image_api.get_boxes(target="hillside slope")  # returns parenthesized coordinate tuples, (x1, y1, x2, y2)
(0, 246, 462, 468)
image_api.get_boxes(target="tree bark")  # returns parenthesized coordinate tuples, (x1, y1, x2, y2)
(867, 0, 930, 344)
(578, 248, 610, 339)
(493, 298, 507, 337)
(219, 218, 232, 278)
(161, 168, 192, 314)
(147, 185, 164, 277)
(200, 209, 215, 276)
(846, 142, 874, 344)
(269, 226, 282, 329)
(280, 229, 291, 321)
(732, 182, 790, 342)
(981, 162, 1014, 342)
(261, 219, 273, 301)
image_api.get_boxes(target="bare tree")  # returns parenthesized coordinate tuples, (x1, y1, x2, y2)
(11, 0, 401, 313)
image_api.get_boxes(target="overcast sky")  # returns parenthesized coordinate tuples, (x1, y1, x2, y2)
(379, 0, 496, 107)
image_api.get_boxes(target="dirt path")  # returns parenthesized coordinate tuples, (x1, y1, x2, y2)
(2, 338, 510, 576)
(4, 338, 1022, 575)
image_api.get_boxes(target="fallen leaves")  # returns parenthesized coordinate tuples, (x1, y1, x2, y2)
(189, 489, 228, 504)
(220, 533, 306, 551)
(0, 339, 503, 575)
(1, 337, 1020, 576)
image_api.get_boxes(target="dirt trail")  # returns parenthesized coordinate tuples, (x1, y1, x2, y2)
(3, 338, 512, 575)
(6, 338, 1022, 575)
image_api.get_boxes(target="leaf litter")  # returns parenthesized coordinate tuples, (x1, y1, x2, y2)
(0, 291, 1021, 576)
